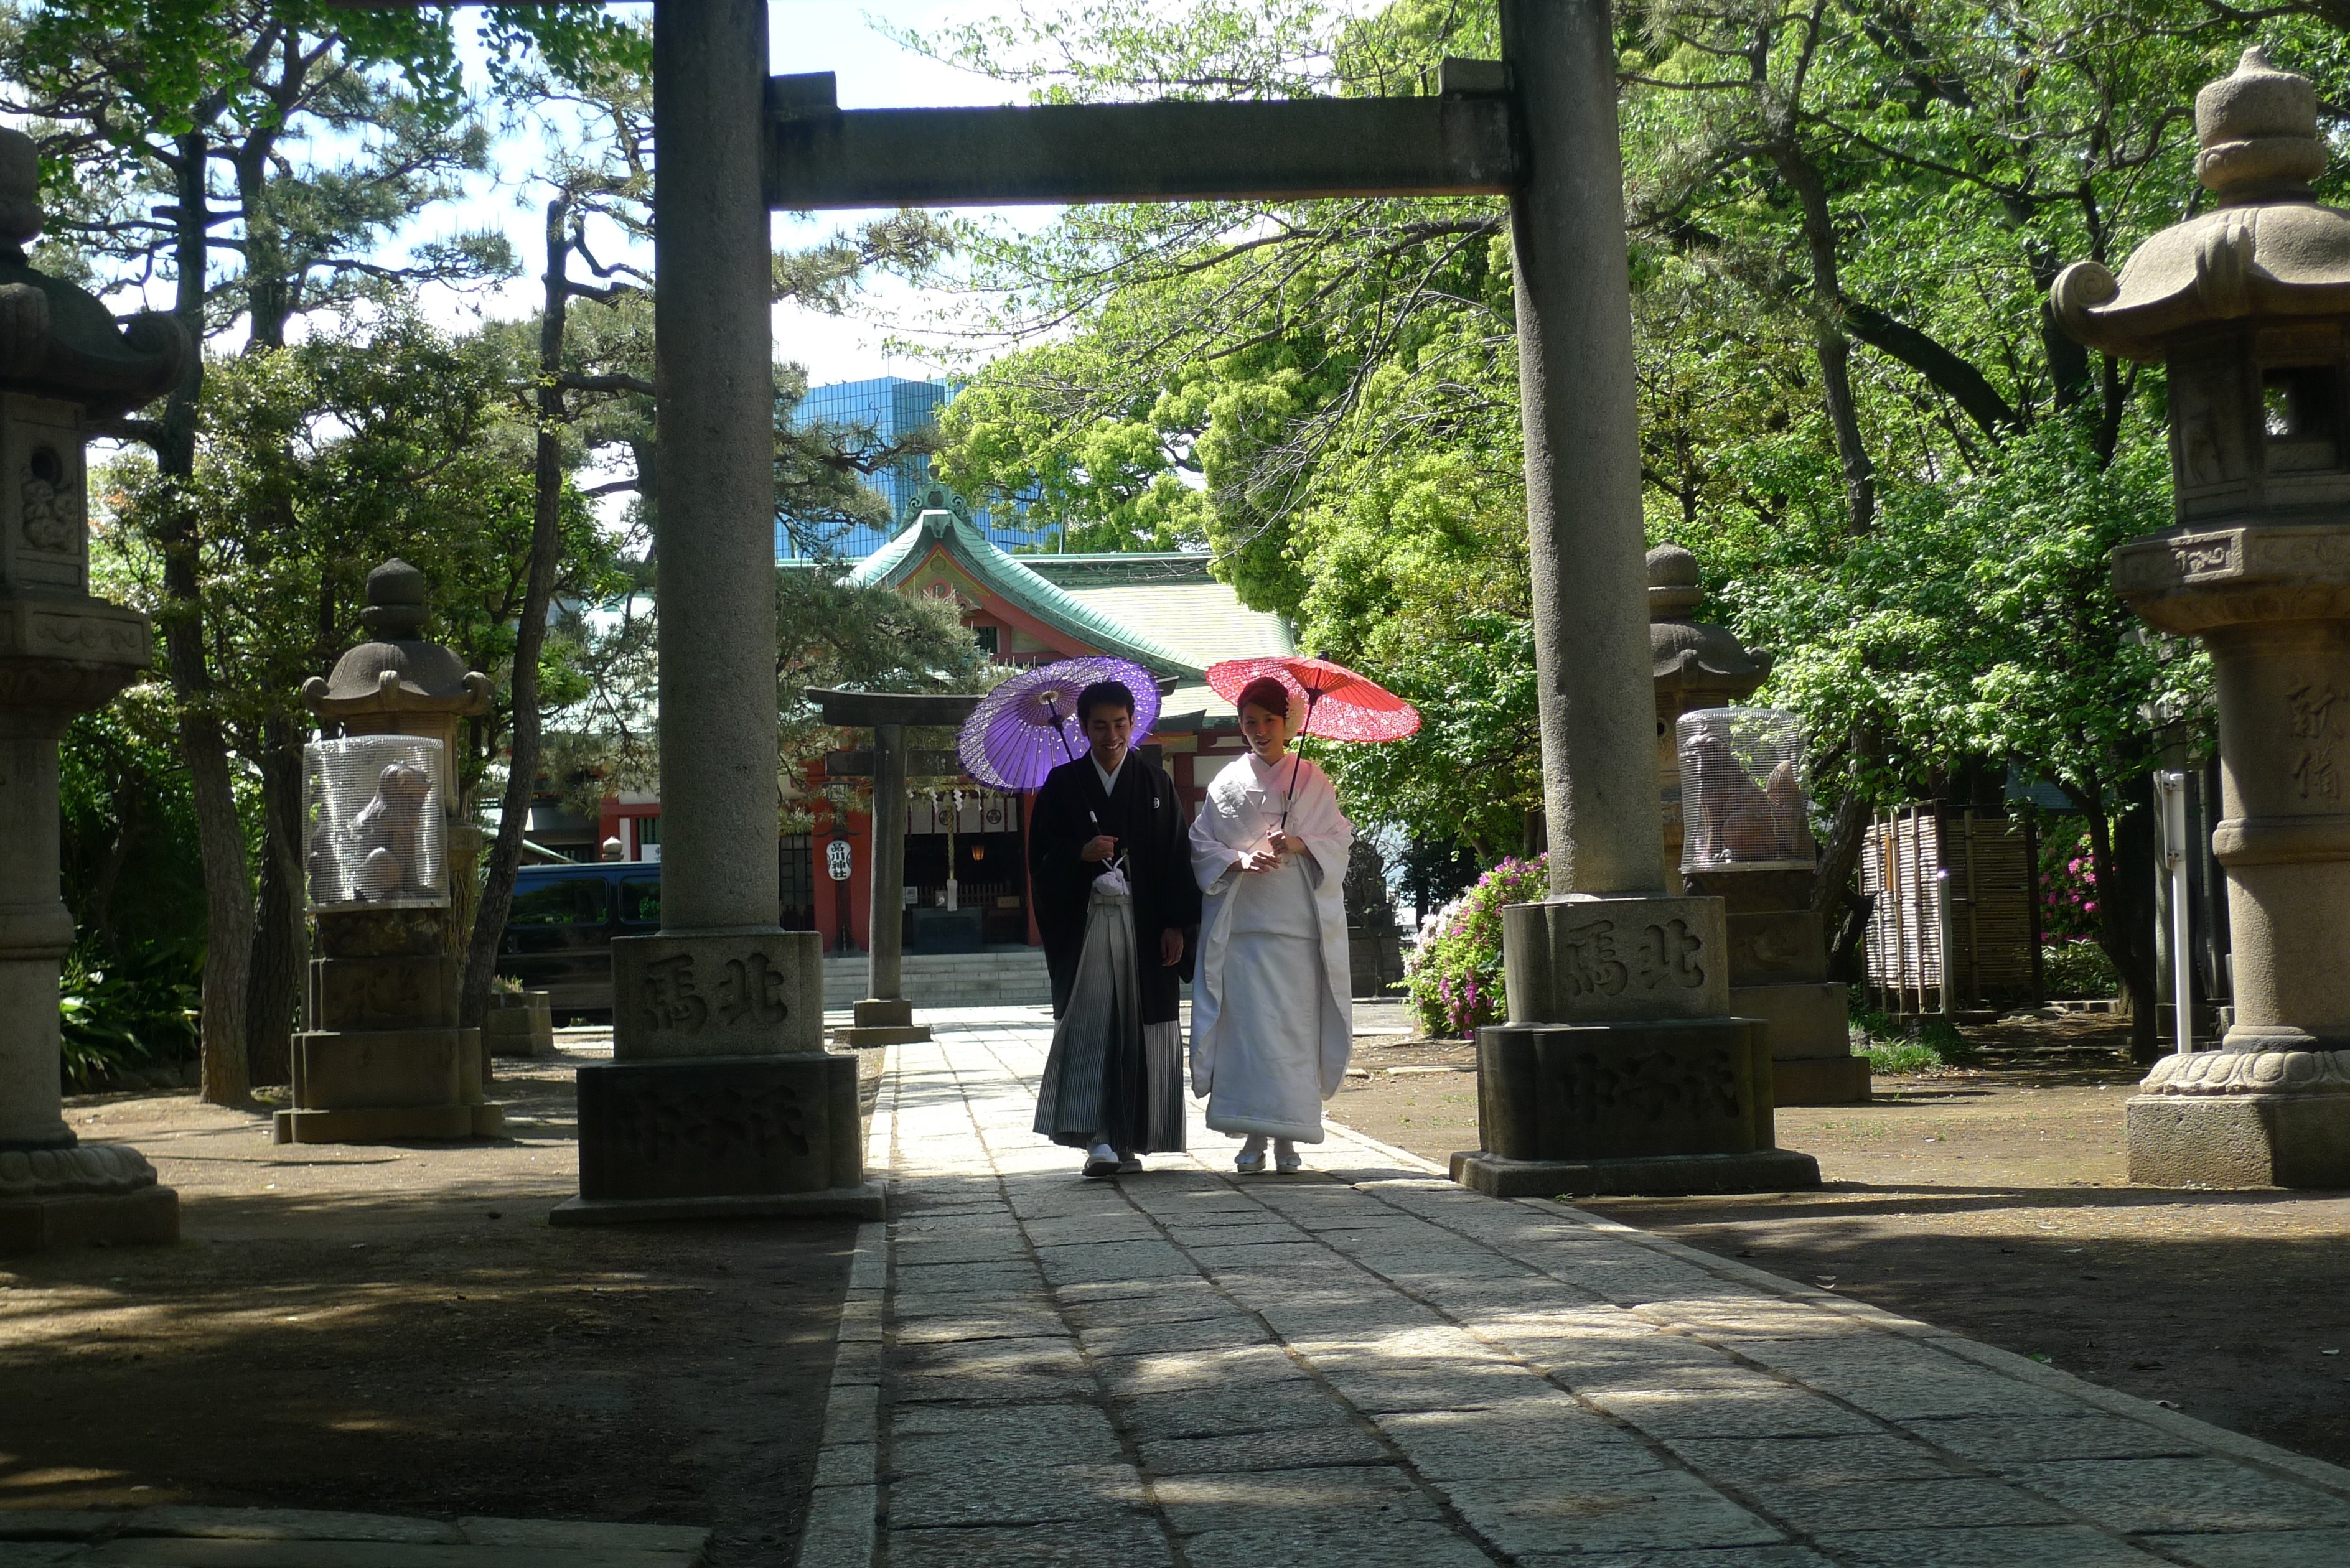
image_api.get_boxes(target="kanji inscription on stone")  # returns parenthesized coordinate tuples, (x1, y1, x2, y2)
(1635, 917, 1706, 991)
(2290, 682, 2344, 802)
(641, 954, 708, 1033)
(715, 952, 792, 1027)
(1560, 920, 1628, 998)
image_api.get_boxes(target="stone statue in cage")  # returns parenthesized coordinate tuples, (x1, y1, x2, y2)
(1677, 708, 1815, 872)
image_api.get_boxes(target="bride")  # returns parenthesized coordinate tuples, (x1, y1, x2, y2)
(1187, 676, 1354, 1173)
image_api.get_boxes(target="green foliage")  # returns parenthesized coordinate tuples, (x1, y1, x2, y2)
(59, 697, 205, 956)
(100, 314, 621, 805)
(57, 697, 207, 1089)
(1723, 422, 2204, 809)
(1848, 1003, 1980, 1076)
(1402, 853, 1547, 1038)
(2043, 940, 2121, 1000)
(60, 940, 201, 1090)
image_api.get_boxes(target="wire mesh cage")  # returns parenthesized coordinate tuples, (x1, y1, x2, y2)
(305, 735, 447, 910)
(1676, 707, 1816, 873)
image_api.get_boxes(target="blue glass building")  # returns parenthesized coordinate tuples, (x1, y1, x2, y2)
(777, 376, 1050, 559)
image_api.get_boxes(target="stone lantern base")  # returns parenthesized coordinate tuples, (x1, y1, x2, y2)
(2125, 1043, 2350, 1187)
(1449, 895, 1822, 1198)
(0, 1143, 179, 1253)
(273, 911, 504, 1146)
(1684, 870, 1867, 1106)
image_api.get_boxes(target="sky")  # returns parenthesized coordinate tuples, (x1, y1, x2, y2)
(431, 0, 1054, 391)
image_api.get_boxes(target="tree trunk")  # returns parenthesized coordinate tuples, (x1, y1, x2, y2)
(243, 718, 306, 1086)
(1765, 132, 1878, 538)
(228, 112, 306, 1086)
(1807, 726, 1881, 962)
(459, 195, 575, 1029)
(155, 131, 255, 1107)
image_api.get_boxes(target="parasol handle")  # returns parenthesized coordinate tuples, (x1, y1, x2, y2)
(1045, 692, 1103, 832)
(1280, 688, 1322, 831)
(1042, 694, 1082, 764)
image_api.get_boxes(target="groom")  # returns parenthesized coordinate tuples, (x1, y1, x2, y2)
(1028, 679, 1197, 1177)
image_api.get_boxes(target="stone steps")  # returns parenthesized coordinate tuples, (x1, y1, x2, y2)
(821, 950, 1051, 1010)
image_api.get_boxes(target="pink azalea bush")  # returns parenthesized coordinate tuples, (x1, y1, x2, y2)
(2038, 824, 2102, 940)
(2035, 824, 2114, 992)
(1403, 854, 1550, 1038)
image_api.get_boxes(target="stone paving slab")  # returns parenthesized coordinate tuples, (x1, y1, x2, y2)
(795, 1011, 2350, 1567)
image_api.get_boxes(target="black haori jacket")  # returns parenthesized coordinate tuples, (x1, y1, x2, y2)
(1028, 752, 1200, 1025)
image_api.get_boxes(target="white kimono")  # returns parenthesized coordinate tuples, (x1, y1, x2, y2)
(1188, 751, 1354, 1141)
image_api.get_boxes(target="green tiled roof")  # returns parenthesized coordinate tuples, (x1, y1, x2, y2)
(1025, 554, 1296, 722)
(852, 511, 1205, 678)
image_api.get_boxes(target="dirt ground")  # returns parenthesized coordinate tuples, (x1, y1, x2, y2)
(1334, 1013, 2350, 1471)
(0, 1047, 854, 1566)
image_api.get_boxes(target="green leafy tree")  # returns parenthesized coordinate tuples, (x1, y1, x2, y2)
(8, 0, 634, 1099)
(918, 0, 2340, 1060)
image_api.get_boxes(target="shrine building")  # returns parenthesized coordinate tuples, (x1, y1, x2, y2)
(597, 507, 1296, 954)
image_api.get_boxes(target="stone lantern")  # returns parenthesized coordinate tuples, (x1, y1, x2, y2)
(1649, 546, 1865, 1105)
(2053, 46, 2350, 1185)
(1649, 544, 1771, 888)
(0, 128, 190, 1249)
(277, 560, 502, 1144)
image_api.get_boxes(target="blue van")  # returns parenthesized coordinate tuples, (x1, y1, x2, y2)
(494, 862, 662, 1022)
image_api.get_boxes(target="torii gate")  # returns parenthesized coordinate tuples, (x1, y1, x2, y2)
(503, 0, 1794, 1211)
(652, 0, 1658, 926)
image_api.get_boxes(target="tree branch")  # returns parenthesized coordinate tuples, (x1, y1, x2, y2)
(556, 371, 655, 397)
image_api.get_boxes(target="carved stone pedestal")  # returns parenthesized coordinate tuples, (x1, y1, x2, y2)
(2127, 1042, 2350, 1187)
(1451, 894, 1820, 1198)
(274, 903, 502, 1146)
(1685, 869, 1866, 1106)
(1451, 1017, 1817, 1196)
(553, 930, 881, 1224)
(0, 1144, 178, 1253)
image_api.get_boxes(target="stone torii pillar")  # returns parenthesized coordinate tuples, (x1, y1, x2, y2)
(553, 0, 876, 1225)
(0, 128, 189, 1251)
(2054, 47, 2350, 1187)
(809, 688, 982, 1048)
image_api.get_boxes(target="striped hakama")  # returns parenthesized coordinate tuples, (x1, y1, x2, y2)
(1033, 879, 1186, 1154)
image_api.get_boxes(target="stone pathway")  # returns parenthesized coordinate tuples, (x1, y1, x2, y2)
(0, 1508, 705, 1566)
(800, 1010, 2350, 1567)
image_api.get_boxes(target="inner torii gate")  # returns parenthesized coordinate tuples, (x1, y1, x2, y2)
(601, 0, 1806, 1212)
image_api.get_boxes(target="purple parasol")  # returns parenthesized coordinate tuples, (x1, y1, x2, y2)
(957, 656, 1161, 791)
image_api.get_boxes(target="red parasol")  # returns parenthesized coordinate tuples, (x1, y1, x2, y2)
(1205, 655, 1420, 824)
(1205, 655, 1421, 742)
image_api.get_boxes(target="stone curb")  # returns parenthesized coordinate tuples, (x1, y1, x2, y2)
(0, 1507, 708, 1563)
(792, 1045, 897, 1568)
(1319, 1111, 2350, 1507)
